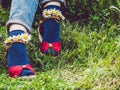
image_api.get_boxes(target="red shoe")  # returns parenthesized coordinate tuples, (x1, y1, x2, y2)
(40, 42, 61, 55)
(38, 19, 61, 56)
(8, 64, 36, 78)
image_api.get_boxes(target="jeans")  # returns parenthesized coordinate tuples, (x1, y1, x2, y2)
(6, 0, 65, 32)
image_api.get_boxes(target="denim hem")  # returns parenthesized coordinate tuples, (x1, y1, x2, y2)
(6, 20, 32, 33)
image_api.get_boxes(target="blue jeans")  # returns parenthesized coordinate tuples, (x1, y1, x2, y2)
(6, 0, 65, 32)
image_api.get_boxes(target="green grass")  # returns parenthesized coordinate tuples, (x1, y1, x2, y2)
(0, 7, 120, 90)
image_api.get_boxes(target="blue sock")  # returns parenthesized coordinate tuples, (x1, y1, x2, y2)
(42, 19, 60, 43)
(7, 30, 34, 76)
(42, 5, 61, 55)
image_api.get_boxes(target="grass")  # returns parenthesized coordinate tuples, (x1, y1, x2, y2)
(0, 7, 120, 90)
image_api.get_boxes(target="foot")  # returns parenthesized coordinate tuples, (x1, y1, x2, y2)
(39, 5, 64, 56)
(6, 30, 36, 78)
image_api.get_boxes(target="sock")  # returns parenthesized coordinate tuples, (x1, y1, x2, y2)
(7, 30, 34, 76)
(42, 5, 61, 55)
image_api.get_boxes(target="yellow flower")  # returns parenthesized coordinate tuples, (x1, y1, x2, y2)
(55, 10, 60, 16)
(16, 35, 21, 40)
(43, 9, 51, 18)
(50, 8, 56, 15)
(45, 11, 49, 16)
(21, 33, 31, 42)
(4, 37, 12, 44)
(23, 35, 28, 40)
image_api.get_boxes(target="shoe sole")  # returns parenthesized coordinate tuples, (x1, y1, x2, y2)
(20, 75, 36, 80)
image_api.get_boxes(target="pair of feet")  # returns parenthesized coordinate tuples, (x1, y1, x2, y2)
(6, 5, 62, 78)
(7, 20, 61, 78)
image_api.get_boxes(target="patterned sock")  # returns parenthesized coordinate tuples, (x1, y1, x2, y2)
(42, 5, 61, 55)
(7, 30, 34, 76)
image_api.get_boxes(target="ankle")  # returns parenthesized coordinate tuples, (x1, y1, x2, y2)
(9, 24, 27, 33)
(44, 1, 61, 8)
(9, 30, 25, 37)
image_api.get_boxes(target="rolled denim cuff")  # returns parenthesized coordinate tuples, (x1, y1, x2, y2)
(6, 20, 32, 33)
(6, 0, 39, 33)
(40, 0, 66, 6)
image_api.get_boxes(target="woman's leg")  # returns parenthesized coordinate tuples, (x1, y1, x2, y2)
(6, 0, 39, 78)
(39, 0, 65, 56)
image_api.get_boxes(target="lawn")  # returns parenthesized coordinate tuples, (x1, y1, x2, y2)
(0, 6, 120, 90)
